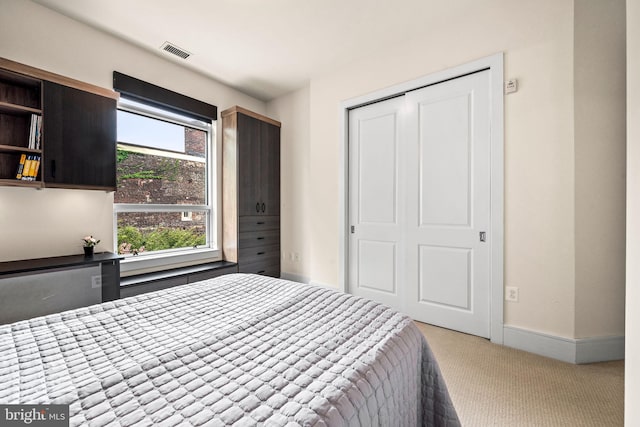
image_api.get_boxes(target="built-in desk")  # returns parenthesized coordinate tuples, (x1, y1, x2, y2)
(0, 252, 121, 324)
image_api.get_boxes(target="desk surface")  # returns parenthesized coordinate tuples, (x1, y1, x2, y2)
(0, 252, 122, 276)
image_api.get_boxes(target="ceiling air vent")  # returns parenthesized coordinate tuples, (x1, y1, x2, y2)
(160, 42, 191, 60)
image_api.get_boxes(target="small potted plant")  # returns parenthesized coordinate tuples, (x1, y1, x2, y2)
(82, 235, 100, 257)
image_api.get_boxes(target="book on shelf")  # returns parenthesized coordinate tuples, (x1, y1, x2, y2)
(15, 154, 27, 179)
(28, 115, 35, 149)
(29, 155, 41, 180)
(35, 115, 42, 150)
(32, 155, 41, 180)
(21, 155, 33, 179)
(27, 114, 42, 150)
(17, 154, 41, 181)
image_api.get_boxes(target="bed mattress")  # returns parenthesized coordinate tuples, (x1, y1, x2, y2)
(0, 273, 459, 426)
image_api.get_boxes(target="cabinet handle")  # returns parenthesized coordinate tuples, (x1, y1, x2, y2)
(256, 202, 260, 213)
(257, 221, 265, 225)
(261, 203, 266, 213)
(51, 160, 56, 179)
(257, 252, 265, 255)
(257, 270, 266, 274)
(257, 237, 265, 240)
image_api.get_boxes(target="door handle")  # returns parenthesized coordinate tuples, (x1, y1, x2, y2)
(479, 231, 487, 242)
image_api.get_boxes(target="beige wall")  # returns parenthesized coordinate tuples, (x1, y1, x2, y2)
(1, 0, 627, 347)
(266, 87, 311, 280)
(276, 0, 626, 340)
(626, 0, 639, 424)
(574, 0, 626, 338)
(306, 0, 578, 337)
(0, 0, 265, 262)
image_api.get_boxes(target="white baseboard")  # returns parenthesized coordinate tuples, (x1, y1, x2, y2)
(309, 280, 340, 291)
(503, 325, 624, 364)
(575, 335, 626, 364)
(279, 274, 346, 292)
(279, 272, 310, 284)
(280, 275, 625, 364)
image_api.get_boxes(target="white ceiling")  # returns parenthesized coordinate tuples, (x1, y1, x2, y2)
(32, 0, 477, 101)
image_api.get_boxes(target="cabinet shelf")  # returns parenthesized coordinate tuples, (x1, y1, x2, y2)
(0, 65, 42, 184)
(0, 101, 41, 115)
(0, 178, 42, 188)
(0, 144, 41, 154)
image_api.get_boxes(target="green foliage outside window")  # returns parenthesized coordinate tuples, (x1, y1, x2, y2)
(118, 225, 205, 255)
(116, 149, 181, 182)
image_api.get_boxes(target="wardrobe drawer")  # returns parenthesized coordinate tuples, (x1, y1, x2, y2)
(239, 244, 280, 265)
(239, 229, 280, 248)
(239, 216, 280, 232)
(239, 258, 280, 277)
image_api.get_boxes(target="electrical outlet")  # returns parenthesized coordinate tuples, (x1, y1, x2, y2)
(91, 275, 102, 289)
(505, 286, 519, 302)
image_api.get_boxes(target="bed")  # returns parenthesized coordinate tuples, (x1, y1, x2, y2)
(0, 273, 459, 426)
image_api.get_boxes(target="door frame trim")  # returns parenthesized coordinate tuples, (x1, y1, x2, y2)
(338, 53, 504, 343)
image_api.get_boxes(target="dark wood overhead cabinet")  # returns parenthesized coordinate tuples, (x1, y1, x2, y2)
(0, 57, 118, 191)
(43, 81, 117, 190)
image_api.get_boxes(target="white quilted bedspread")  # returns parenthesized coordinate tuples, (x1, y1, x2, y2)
(0, 274, 459, 426)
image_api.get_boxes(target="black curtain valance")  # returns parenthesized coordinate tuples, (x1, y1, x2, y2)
(113, 71, 217, 122)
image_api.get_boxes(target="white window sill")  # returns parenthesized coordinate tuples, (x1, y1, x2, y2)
(119, 247, 222, 276)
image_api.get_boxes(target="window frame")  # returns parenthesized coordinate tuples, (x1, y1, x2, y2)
(114, 97, 221, 275)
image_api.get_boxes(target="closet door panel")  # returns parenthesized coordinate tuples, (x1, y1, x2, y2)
(237, 113, 262, 216)
(417, 94, 471, 227)
(347, 96, 406, 312)
(261, 122, 280, 215)
(404, 70, 491, 338)
(347, 70, 492, 339)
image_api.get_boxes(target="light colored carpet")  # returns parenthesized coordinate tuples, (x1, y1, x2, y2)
(416, 322, 624, 427)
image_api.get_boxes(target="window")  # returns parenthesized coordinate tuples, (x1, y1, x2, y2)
(114, 98, 218, 269)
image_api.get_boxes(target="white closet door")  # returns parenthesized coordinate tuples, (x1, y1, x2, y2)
(404, 70, 491, 337)
(348, 96, 406, 312)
